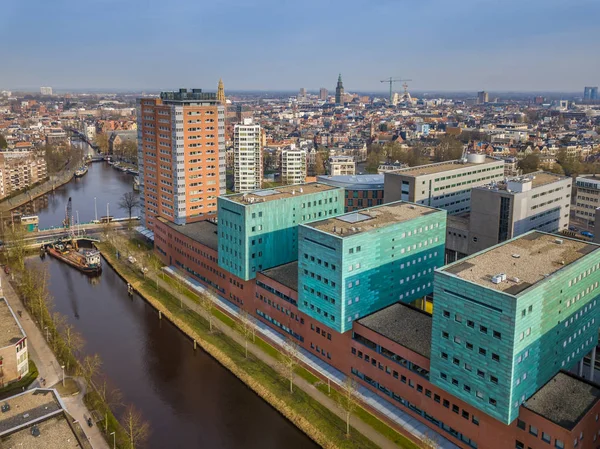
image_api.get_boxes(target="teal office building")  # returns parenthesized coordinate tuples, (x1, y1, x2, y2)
(298, 201, 447, 333)
(218, 184, 344, 281)
(431, 232, 600, 424)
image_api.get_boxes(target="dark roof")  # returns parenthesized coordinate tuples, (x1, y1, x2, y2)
(525, 372, 600, 430)
(158, 218, 218, 251)
(357, 303, 432, 359)
(261, 262, 298, 292)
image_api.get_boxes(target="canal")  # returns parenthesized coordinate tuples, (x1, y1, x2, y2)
(12, 161, 139, 229)
(24, 166, 318, 449)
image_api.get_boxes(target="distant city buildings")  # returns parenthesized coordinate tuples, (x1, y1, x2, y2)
(319, 88, 328, 101)
(0, 151, 47, 199)
(233, 118, 262, 192)
(477, 91, 488, 104)
(317, 174, 384, 212)
(335, 74, 344, 105)
(584, 86, 599, 101)
(39, 86, 53, 96)
(281, 145, 307, 185)
(137, 88, 225, 230)
(574, 176, 600, 223)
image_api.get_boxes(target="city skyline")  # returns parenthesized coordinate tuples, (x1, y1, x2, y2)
(1, 0, 599, 92)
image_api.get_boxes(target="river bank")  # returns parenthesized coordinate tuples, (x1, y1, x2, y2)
(97, 241, 397, 449)
(97, 239, 420, 449)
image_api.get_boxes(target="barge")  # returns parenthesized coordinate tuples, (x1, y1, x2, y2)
(46, 239, 102, 275)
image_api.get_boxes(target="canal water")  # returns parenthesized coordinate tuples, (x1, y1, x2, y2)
(11, 161, 139, 229)
(24, 165, 318, 449)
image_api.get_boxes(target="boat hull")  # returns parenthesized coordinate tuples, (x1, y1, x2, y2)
(47, 247, 102, 275)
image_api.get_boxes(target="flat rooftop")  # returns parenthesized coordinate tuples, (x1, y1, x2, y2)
(317, 174, 384, 189)
(306, 202, 439, 237)
(0, 390, 61, 435)
(261, 261, 299, 292)
(475, 171, 569, 194)
(441, 232, 598, 295)
(525, 372, 600, 430)
(0, 298, 24, 348)
(225, 183, 337, 205)
(387, 157, 499, 177)
(158, 217, 218, 251)
(357, 303, 432, 359)
(0, 414, 83, 449)
(447, 214, 470, 231)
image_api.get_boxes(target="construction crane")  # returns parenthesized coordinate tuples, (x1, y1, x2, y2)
(63, 197, 72, 229)
(380, 77, 412, 104)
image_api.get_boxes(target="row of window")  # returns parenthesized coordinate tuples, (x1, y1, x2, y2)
(515, 417, 571, 448)
(442, 310, 503, 340)
(438, 371, 498, 406)
(303, 253, 337, 271)
(441, 331, 502, 363)
(567, 286, 598, 309)
(256, 309, 303, 342)
(256, 280, 296, 306)
(569, 264, 600, 287)
(433, 173, 502, 192)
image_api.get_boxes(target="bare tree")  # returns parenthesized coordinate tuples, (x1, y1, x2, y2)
(118, 192, 140, 221)
(147, 253, 163, 289)
(238, 310, 255, 359)
(60, 323, 84, 372)
(171, 272, 187, 308)
(79, 353, 102, 387)
(279, 338, 300, 393)
(97, 377, 123, 434)
(5, 223, 28, 273)
(198, 293, 217, 332)
(337, 377, 360, 438)
(122, 405, 150, 449)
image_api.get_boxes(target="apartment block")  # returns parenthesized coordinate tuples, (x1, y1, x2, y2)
(467, 172, 571, 253)
(137, 88, 226, 230)
(328, 156, 355, 176)
(0, 298, 28, 386)
(233, 118, 262, 192)
(298, 202, 446, 333)
(280, 146, 306, 185)
(0, 151, 47, 199)
(218, 183, 344, 281)
(384, 154, 504, 215)
(432, 232, 600, 424)
(574, 176, 600, 224)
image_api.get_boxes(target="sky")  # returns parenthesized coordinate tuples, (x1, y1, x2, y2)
(1, 0, 599, 92)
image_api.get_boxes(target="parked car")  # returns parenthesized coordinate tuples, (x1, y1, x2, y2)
(581, 230, 594, 238)
(569, 226, 578, 231)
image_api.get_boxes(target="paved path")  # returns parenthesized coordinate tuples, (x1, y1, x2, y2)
(0, 271, 110, 449)
(138, 266, 431, 449)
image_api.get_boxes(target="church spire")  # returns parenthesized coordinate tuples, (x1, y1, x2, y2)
(335, 74, 344, 105)
(217, 78, 225, 104)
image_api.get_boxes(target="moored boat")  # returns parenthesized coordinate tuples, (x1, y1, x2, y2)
(46, 239, 102, 275)
(74, 166, 88, 177)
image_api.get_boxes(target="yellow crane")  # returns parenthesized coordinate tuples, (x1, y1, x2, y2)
(380, 77, 412, 104)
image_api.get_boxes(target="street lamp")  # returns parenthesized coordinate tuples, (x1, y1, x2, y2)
(61, 365, 65, 387)
(94, 197, 98, 222)
(110, 431, 116, 449)
(44, 326, 49, 341)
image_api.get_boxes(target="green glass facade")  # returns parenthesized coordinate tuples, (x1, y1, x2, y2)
(298, 202, 447, 333)
(431, 232, 600, 424)
(218, 186, 344, 280)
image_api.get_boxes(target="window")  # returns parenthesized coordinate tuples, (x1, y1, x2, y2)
(479, 347, 487, 356)
(476, 390, 483, 399)
(442, 331, 449, 339)
(443, 399, 449, 408)
(530, 425, 538, 437)
(515, 441, 524, 449)
(489, 398, 497, 406)
(493, 331, 502, 340)
(480, 325, 488, 334)
(441, 352, 448, 359)
(467, 320, 474, 328)
(452, 404, 459, 414)
(466, 342, 473, 350)
(472, 415, 479, 426)
(434, 394, 440, 403)
(555, 440, 564, 449)
(492, 353, 500, 362)
(455, 314, 462, 323)
(477, 369, 485, 378)
(542, 432, 551, 443)
(517, 419, 526, 430)
(490, 375, 498, 384)
(443, 310, 450, 318)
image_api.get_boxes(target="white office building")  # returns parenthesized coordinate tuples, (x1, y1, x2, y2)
(233, 118, 262, 192)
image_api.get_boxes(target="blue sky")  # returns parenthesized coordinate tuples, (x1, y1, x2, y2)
(1, 0, 599, 92)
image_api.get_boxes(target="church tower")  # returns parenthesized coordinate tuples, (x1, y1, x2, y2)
(217, 78, 226, 104)
(335, 74, 344, 105)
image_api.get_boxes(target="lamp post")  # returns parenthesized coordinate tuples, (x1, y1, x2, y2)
(44, 326, 49, 341)
(110, 431, 116, 449)
(61, 365, 65, 387)
(94, 197, 98, 222)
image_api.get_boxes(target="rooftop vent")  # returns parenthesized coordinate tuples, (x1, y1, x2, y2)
(1, 403, 9, 413)
(555, 238, 564, 245)
(492, 274, 503, 284)
(512, 277, 520, 283)
(31, 425, 40, 437)
(512, 254, 521, 259)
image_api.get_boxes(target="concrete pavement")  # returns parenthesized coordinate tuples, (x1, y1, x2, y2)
(0, 271, 110, 449)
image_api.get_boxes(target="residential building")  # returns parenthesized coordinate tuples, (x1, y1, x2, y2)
(467, 172, 571, 254)
(335, 74, 345, 105)
(281, 145, 307, 185)
(477, 91, 488, 104)
(0, 298, 28, 386)
(584, 87, 598, 101)
(40, 86, 53, 96)
(432, 232, 600, 424)
(0, 151, 47, 199)
(0, 389, 91, 448)
(233, 118, 262, 192)
(327, 155, 355, 176)
(502, 157, 521, 177)
(319, 88, 328, 101)
(136, 88, 226, 230)
(575, 176, 600, 224)
(384, 154, 504, 215)
(298, 201, 446, 333)
(217, 183, 344, 281)
(317, 174, 384, 212)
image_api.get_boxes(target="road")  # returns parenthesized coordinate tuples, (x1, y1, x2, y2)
(0, 270, 110, 449)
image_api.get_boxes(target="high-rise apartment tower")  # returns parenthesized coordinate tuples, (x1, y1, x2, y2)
(233, 118, 262, 192)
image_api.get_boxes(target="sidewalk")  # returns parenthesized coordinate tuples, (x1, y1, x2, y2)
(160, 267, 458, 449)
(0, 271, 110, 449)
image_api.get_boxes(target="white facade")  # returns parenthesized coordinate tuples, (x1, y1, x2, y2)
(328, 156, 355, 176)
(233, 118, 263, 192)
(281, 146, 306, 185)
(40, 86, 53, 95)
